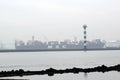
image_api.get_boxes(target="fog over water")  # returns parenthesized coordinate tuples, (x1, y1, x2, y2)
(0, 1, 120, 79)
(0, 0, 120, 45)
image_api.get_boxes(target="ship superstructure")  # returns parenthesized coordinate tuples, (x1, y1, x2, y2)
(15, 38, 105, 50)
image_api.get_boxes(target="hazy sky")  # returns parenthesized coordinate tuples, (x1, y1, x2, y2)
(0, 0, 120, 44)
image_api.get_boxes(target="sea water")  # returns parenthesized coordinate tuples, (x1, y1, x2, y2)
(0, 51, 120, 80)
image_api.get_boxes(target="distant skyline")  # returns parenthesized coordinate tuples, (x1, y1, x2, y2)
(0, 0, 120, 44)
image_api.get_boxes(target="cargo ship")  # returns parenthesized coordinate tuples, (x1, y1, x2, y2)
(15, 37, 105, 50)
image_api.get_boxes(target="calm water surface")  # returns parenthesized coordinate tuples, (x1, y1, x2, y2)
(0, 51, 120, 80)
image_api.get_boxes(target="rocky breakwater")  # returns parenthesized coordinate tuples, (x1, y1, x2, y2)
(0, 64, 120, 77)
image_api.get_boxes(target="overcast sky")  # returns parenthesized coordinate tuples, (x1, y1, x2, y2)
(0, 0, 120, 44)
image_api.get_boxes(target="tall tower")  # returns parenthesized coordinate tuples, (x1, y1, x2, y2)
(83, 25, 87, 50)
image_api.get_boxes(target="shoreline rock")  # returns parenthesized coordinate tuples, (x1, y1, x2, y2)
(0, 64, 120, 77)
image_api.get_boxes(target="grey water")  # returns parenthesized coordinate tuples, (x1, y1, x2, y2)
(0, 51, 120, 80)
